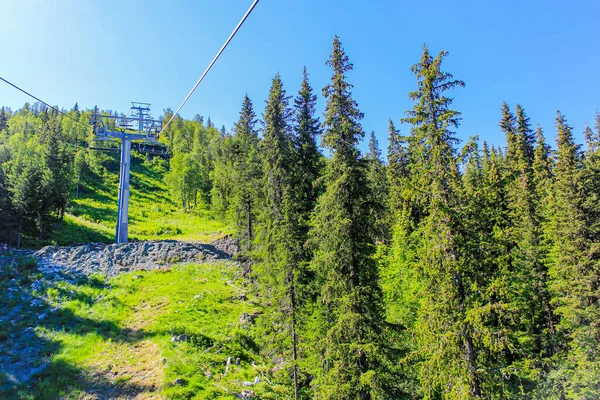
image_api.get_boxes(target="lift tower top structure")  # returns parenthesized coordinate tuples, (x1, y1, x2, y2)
(90, 102, 163, 244)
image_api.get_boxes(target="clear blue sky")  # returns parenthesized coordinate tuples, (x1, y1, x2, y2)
(1, 0, 599, 152)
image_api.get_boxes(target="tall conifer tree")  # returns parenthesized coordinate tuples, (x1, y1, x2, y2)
(294, 67, 322, 220)
(230, 95, 261, 251)
(365, 131, 389, 243)
(545, 112, 600, 397)
(255, 74, 307, 398)
(497, 103, 555, 392)
(398, 46, 494, 398)
(308, 36, 392, 399)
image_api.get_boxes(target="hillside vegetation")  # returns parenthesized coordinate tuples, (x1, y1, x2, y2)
(62, 152, 231, 246)
(0, 251, 272, 399)
(1, 35, 600, 399)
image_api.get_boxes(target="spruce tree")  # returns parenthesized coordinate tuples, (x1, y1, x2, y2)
(308, 36, 393, 399)
(260, 73, 294, 223)
(500, 102, 518, 166)
(365, 131, 389, 243)
(385, 119, 412, 221)
(0, 107, 8, 132)
(254, 73, 309, 399)
(386, 120, 401, 188)
(257, 74, 293, 252)
(38, 109, 70, 237)
(578, 115, 600, 393)
(532, 126, 553, 223)
(72, 102, 80, 119)
(397, 46, 496, 398)
(545, 112, 600, 397)
(4, 134, 45, 247)
(497, 103, 555, 393)
(294, 67, 322, 219)
(515, 104, 535, 166)
(230, 95, 261, 251)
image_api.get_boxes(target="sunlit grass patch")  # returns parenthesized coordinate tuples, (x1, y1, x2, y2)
(14, 261, 263, 399)
(50, 154, 233, 246)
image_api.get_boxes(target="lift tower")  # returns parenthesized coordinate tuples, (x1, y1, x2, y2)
(90, 103, 163, 244)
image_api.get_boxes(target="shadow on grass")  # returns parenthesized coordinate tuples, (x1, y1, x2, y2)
(30, 358, 159, 400)
(0, 262, 155, 398)
(52, 216, 114, 246)
(69, 203, 116, 228)
(74, 187, 115, 205)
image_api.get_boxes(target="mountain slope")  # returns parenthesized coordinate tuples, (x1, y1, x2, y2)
(0, 241, 272, 400)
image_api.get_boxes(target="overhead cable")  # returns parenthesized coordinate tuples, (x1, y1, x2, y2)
(0, 76, 92, 135)
(159, 0, 260, 135)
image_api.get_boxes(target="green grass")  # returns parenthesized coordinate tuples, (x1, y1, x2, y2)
(50, 153, 232, 246)
(0, 260, 272, 399)
(0, 152, 276, 398)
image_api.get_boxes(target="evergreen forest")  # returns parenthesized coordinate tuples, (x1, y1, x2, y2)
(1, 36, 600, 399)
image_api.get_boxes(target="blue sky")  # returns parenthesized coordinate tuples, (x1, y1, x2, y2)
(1, 0, 599, 152)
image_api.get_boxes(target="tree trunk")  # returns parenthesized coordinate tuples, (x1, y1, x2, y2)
(290, 271, 299, 400)
(246, 200, 253, 250)
(60, 203, 66, 227)
(17, 216, 22, 249)
(39, 216, 44, 240)
(464, 327, 481, 398)
(456, 271, 482, 398)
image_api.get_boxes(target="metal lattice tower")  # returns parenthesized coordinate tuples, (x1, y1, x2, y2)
(90, 102, 164, 244)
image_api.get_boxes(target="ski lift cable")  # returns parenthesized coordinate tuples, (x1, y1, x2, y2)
(159, 0, 260, 136)
(0, 76, 93, 143)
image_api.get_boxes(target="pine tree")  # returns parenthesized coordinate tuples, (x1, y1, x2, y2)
(397, 46, 497, 398)
(253, 73, 309, 398)
(385, 119, 412, 222)
(496, 103, 555, 393)
(308, 36, 394, 399)
(294, 67, 322, 219)
(500, 102, 518, 165)
(365, 131, 389, 243)
(230, 95, 262, 251)
(0, 107, 8, 132)
(72, 102, 80, 119)
(515, 104, 535, 166)
(38, 109, 70, 237)
(545, 112, 600, 397)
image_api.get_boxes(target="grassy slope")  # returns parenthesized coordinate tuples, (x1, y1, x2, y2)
(49, 152, 232, 247)
(0, 154, 281, 398)
(1, 258, 273, 399)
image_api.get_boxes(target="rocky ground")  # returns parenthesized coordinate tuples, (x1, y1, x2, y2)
(0, 237, 243, 399)
(33, 237, 240, 280)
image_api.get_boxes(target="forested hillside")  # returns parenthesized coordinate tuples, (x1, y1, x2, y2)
(1, 36, 600, 399)
(0, 103, 229, 248)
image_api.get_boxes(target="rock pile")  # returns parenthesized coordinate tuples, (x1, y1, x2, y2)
(33, 238, 239, 278)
